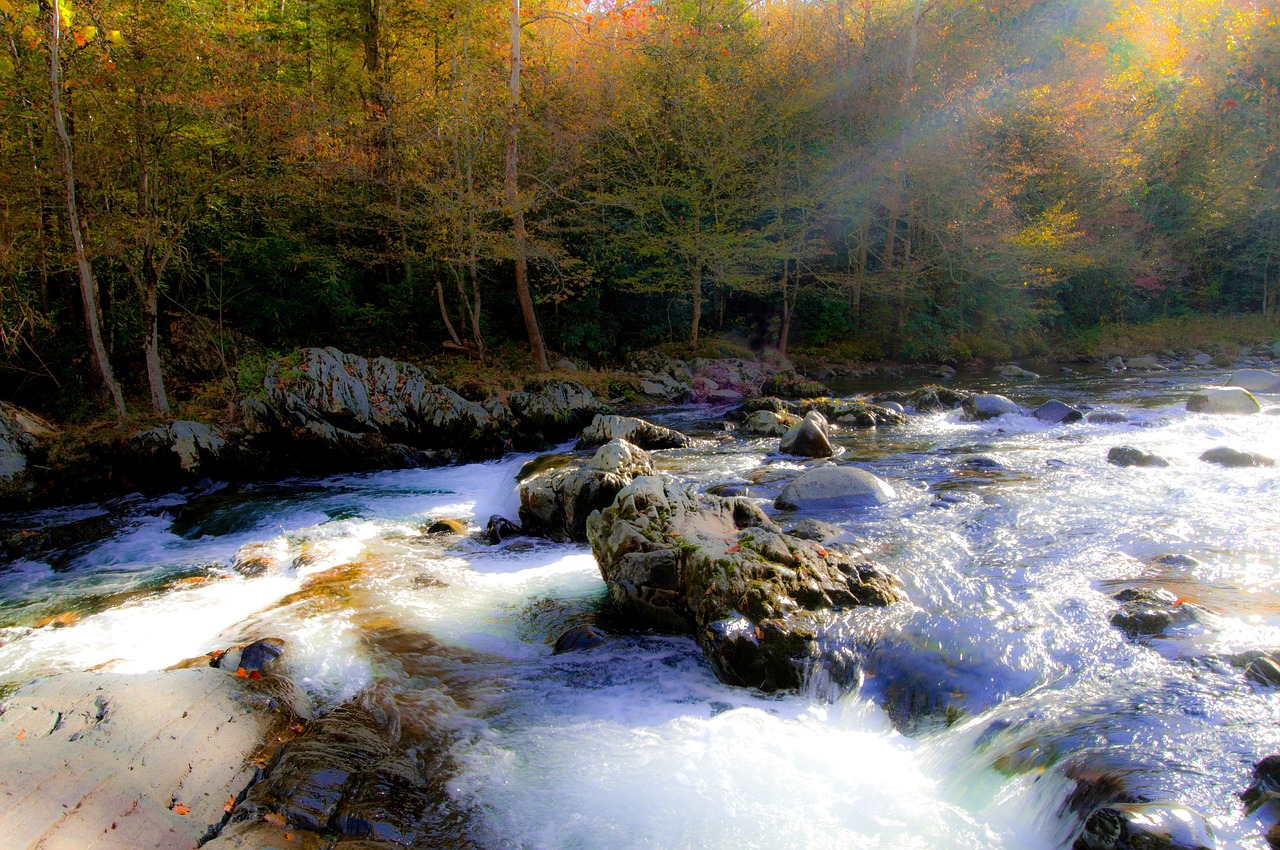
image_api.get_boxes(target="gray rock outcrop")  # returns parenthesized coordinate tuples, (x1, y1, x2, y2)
(962, 393, 1021, 421)
(1186, 387, 1261, 415)
(1226, 368, 1280, 394)
(520, 438, 655, 541)
(575, 414, 690, 450)
(1032, 400, 1084, 424)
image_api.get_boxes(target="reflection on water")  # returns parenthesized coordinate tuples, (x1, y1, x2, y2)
(1, 366, 1278, 847)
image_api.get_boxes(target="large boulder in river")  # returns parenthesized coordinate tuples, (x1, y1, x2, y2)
(779, 410, 833, 458)
(520, 438, 655, 541)
(1186, 387, 1261, 415)
(0, 667, 302, 850)
(1226, 368, 1280, 394)
(1107, 446, 1170, 468)
(873, 385, 971, 414)
(962, 393, 1021, 421)
(1073, 802, 1217, 850)
(775, 465, 896, 511)
(1200, 446, 1275, 468)
(127, 420, 228, 477)
(575, 413, 690, 450)
(586, 475, 903, 690)
(0, 401, 54, 499)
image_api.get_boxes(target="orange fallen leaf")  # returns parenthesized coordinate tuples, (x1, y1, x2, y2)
(16, 729, 25, 740)
(285, 834, 294, 841)
(236, 667, 247, 677)
(290, 723, 305, 733)
(263, 812, 287, 827)
(815, 545, 829, 557)
(726, 544, 740, 553)
(172, 804, 190, 816)
(209, 649, 224, 659)
(224, 796, 236, 813)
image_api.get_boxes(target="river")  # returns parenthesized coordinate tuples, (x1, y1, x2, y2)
(1, 365, 1277, 848)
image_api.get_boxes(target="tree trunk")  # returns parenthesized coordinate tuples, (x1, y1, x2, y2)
(50, 0, 127, 426)
(779, 258, 793, 358)
(690, 257, 703, 350)
(506, 0, 549, 372)
(142, 260, 170, 416)
(437, 272, 463, 346)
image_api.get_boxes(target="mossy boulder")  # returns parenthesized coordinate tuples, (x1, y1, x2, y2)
(586, 475, 903, 690)
(520, 438, 655, 542)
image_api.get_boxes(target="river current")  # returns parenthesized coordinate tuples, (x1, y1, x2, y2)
(1, 366, 1278, 848)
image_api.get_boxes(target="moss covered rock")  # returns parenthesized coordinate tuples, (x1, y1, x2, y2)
(586, 476, 903, 690)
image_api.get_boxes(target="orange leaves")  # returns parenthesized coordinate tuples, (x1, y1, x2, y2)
(224, 796, 236, 814)
(172, 803, 191, 816)
(263, 812, 287, 827)
(15, 729, 25, 740)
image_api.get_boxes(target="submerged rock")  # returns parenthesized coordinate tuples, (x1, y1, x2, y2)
(1073, 802, 1217, 850)
(575, 414, 690, 450)
(1000, 364, 1040, 379)
(486, 515, 522, 543)
(1186, 387, 1261, 415)
(520, 438, 655, 541)
(962, 393, 1021, 421)
(779, 410, 834, 458)
(1199, 446, 1275, 468)
(553, 624, 608, 653)
(1107, 446, 1170, 468)
(775, 465, 896, 511)
(1109, 587, 1210, 640)
(586, 475, 903, 690)
(1087, 410, 1130, 425)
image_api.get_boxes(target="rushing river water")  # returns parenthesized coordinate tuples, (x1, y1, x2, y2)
(2, 366, 1279, 848)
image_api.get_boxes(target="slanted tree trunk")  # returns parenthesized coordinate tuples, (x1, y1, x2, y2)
(506, 0, 549, 372)
(50, 0, 127, 426)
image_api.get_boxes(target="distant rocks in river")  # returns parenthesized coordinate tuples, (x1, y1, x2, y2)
(1226, 368, 1280, 394)
(1107, 446, 1170, 468)
(1186, 386, 1261, 415)
(730, 396, 905, 430)
(774, 465, 896, 511)
(586, 475, 903, 690)
(740, 408, 801, 437)
(1109, 587, 1211, 641)
(761, 371, 830, 399)
(999, 363, 1040, 379)
(872, 384, 970, 413)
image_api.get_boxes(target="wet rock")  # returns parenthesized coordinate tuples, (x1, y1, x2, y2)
(1107, 356, 1127, 371)
(211, 637, 288, 676)
(705, 482, 750, 497)
(774, 465, 896, 511)
(1190, 352, 1213, 366)
(1226, 368, 1280, 394)
(1246, 656, 1280, 687)
(786, 518, 843, 543)
(128, 420, 227, 477)
(881, 400, 906, 414)
(933, 364, 957, 378)
(873, 385, 970, 413)
(1241, 754, 1280, 815)
(0, 401, 55, 485)
(1108, 447, 1170, 468)
(425, 518, 468, 535)
(1073, 802, 1217, 850)
(520, 438, 655, 541)
(1109, 587, 1209, 640)
(553, 624, 608, 653)
(740, 409, 801, 437)
(1199, 446, 1275, 468)
(1087, 411, 1130, 424)
(1033, 399, 1085, 424)
(962, 393, 1021, 421)
(815, 398, 907, 428)
(1186, 387, 1261, 415)
(586, 475, 903, 690)
(575, 414, 690, 450)
(779, 410, 834, 458)
(0, 668, 299, 850)
(761, 371, 829, 399)
(957, 456, 1003, 471)
(486, 515, 521, 544)
(1000, 364, 1040, 379)
(231, 540, 290, 577)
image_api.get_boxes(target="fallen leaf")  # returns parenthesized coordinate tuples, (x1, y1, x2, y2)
(209, 649, 224, 659)
(16, 729, 25, 740)
(290, 723, 305, 733)
(248, 670, 262, 680)
(236, 667, 247, 677)
(285, 834, 294, 841)
(172, 804, 190, 816)
(263, 812, 287, 827)
(224, 796, 236, 813)
(726, 544, 740, 553)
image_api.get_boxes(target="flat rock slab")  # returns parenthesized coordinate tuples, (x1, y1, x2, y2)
(0, 668, 294, 850)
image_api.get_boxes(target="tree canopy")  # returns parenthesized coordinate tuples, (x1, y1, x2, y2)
(2, 0, 1277, 414)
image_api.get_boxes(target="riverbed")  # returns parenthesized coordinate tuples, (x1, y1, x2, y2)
(1, 366, 1277, 848)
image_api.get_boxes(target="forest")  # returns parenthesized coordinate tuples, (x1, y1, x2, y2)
(2, 0, 1279, 422)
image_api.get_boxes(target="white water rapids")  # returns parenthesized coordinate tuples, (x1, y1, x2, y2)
(1, 367, 1278, 848)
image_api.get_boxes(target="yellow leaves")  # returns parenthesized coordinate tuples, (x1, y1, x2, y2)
(0, 0, 12, 16)
(80, 24, 95, 41)
(58, 3, 71, 30)
(20, 23, 35, 47)
(108, 29, 123, 45)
